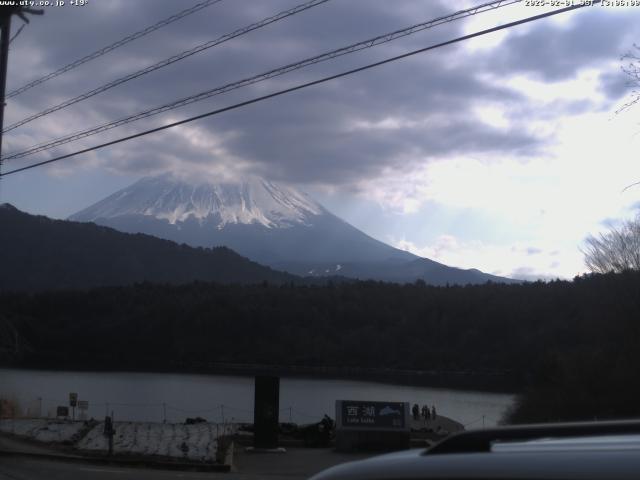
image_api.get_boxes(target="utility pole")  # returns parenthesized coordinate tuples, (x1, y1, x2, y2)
(0, 10, 11, 168)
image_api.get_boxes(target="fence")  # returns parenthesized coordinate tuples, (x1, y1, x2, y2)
(463, 414, 501, 429)
(0, 394, 329, 425)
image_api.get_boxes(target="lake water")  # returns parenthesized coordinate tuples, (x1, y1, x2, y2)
(0, 368, 514, 428)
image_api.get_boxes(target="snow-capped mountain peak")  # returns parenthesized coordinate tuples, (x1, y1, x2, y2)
(70, 174, 325, 229)
(69, 174, 516, 285)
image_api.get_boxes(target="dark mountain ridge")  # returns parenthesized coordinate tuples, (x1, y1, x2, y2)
(0, 203, 297, 292)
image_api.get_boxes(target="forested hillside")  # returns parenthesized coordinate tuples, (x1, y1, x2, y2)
(0, 204, 297, 290)
(1, 270, 639, 423)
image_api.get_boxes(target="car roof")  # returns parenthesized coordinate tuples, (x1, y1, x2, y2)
(312, 448, 640, 480)
(310, 419, 640, 480)
(491, 433, 640, 453)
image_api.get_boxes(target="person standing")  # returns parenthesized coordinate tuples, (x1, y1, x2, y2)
(422, 405, 430, 421)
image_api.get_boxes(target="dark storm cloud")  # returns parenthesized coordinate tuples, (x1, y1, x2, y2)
(207, 55, 539, 183)
(4, 0, 639, 187)
(599, 69, 631, 101)
(484, 7, 637, 82)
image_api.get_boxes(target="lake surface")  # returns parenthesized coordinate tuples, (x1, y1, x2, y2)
(0, 368, 514, 428)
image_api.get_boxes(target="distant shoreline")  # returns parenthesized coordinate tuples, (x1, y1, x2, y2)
(1, 362, 519, 394)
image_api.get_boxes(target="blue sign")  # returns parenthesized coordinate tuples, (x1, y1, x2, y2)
(338, 400, 407, 429)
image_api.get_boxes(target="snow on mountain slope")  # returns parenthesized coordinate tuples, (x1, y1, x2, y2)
(69, 174, 516, 285)
(70, 174, 324, 228)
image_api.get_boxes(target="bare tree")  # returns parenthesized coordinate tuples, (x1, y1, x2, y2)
(618, 46, 640, 193)
(583, 215, 640, 273)
(616, 44, 640, 114)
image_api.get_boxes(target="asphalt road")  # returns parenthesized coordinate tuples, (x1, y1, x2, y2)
(0, 457, 233, 480)
(0, 447, 376, 480)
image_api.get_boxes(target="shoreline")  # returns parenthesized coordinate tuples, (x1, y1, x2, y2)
(0, 362, 520, 394)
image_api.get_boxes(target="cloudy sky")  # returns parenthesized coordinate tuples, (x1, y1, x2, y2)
(2, 0, 640, 280)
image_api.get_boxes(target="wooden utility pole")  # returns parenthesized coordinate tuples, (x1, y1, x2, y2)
(0, 10, 11, 163)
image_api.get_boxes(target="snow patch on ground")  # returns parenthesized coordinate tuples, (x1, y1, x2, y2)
(0, 419, 85, 443)
(0, 419, 235, 462)
(78, 421, 235, 462)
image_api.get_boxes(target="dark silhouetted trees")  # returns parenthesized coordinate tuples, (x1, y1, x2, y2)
(2, 270, 640, 423)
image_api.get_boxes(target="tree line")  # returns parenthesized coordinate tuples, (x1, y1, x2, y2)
(1, 270, 640, 423)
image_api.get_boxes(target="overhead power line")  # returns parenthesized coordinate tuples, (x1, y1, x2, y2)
(3, 0, 332, 134)
(3, 0, 520, 160)
(5, 0, 223, 99)
(9, 23, 26, 46)
(0, 1, 598, 179)
(0, 6, 44, 186)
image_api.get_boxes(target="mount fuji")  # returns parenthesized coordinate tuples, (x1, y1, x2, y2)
(70, 174, 515, 285)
